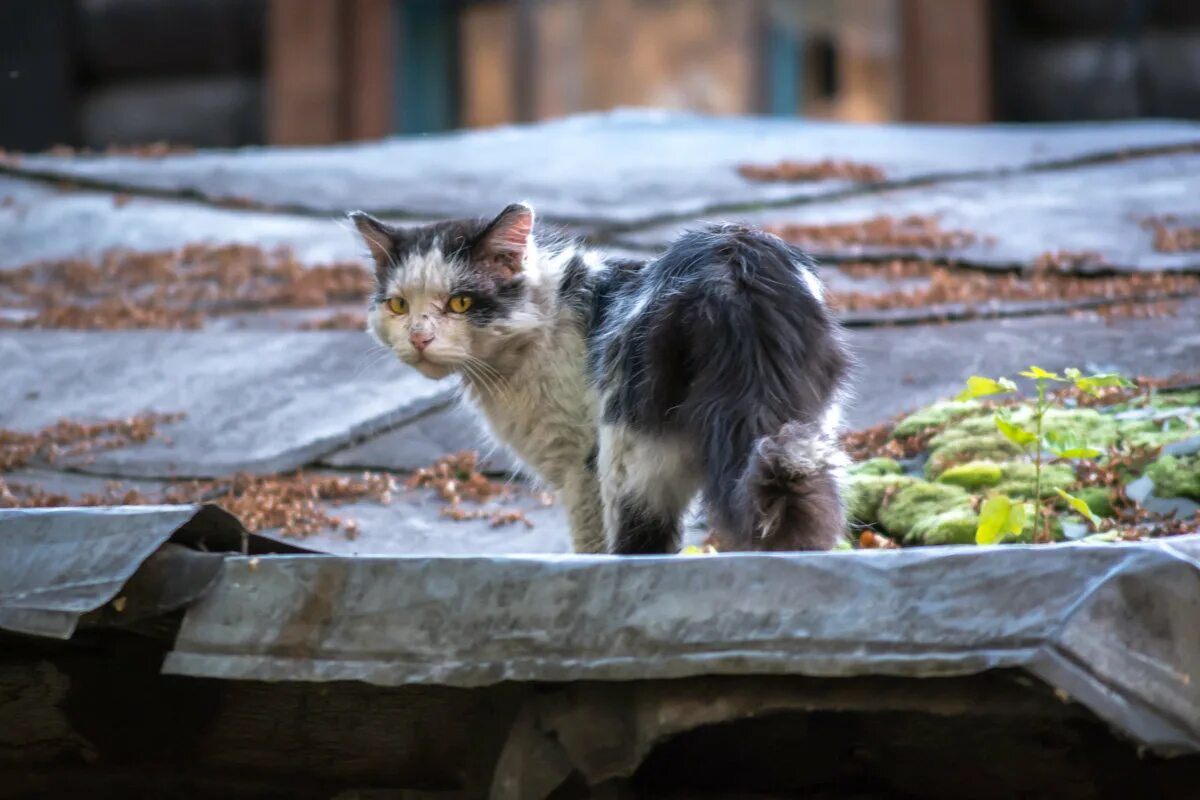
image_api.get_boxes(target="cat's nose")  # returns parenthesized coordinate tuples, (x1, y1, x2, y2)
(409, 332, 435, 351)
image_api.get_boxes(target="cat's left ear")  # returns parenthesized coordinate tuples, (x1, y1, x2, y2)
(473, 203, 534, 277)
(348, 211, 398, 273)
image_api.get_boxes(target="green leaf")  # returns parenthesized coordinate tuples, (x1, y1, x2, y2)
(994, 413, 1038, 447)
(976, 494, 1027, 545)
(1056, 488, 1102, 527)
(957, 376, 1017, 402)
(1052, 446, 1104, 459)
(1019, 366, 1066, 382)
(1071, 372, 1135, 396)
(1043, 429, 1103, 459)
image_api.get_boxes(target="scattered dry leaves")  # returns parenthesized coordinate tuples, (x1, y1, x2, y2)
(858, 530, 899, 549)
(1145, 216, 1200, 253)
(737, 159, 886, 183)
(766, 215, 979, 251)
(826, 261, 1200, 317)
(0, 245, 369, 330)
(407, 451, 547, 528)
(0, 412, 186, 472)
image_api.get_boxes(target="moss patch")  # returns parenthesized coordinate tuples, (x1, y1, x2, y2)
(846, 474, 916, 526)
(925, 434, 1023, 479)
(878, 482, 973, 544)
(910, 507, 979, 545)
(937, 461, 1004, 490)
(1073, 486, 1114, 519)
(891, 401, 985, 439)
(1146, 455, 1200, 501)
(993, 462, 1077, 501)
(849, 457, 904, 477)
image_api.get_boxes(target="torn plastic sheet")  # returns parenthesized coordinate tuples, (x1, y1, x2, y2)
(0, 503, 300, 639)
(165, 535, 1200, 756)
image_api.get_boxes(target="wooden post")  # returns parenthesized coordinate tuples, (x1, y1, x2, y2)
(266, 0, 394, 145)
(900, 0, 991, 123)
(344, 0, 395, 141)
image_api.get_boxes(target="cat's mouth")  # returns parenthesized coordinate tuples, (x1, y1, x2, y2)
(406, 353, 456, 380)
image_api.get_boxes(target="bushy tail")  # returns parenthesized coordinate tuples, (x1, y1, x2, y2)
(671, 225, 850, 551)
(735, 422, 847, 551)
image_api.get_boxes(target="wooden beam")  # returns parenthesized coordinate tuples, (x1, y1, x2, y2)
(900, 0, 991, 123)
(266, 0, 343, 145)
(343, 0, 394, 140)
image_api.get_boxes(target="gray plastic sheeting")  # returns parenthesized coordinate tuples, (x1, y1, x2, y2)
(0, 504, 259, 639)
(165, 536, 1200, 756)
(0, 505, 211, 638)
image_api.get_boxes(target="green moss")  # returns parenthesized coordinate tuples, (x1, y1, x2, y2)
(1153, 390, 1200, 408)
(845, 474, 917, 525)
(1039, 408, 1120, 448)
(992, 462, 1076, 501)
(1072, 486, 1114, 518)
(925, 435, 1023, 479)
(891, 401, 985, 439)
(937, 460, 1004, 490)
(1118, 416, 1200, 450)
(1146, 455, 1200, 501)
(909, 507, 979, 546)
(849, 457, 904, 477)
(877, 482, 972, 542)
(930, 407, 1120, 451)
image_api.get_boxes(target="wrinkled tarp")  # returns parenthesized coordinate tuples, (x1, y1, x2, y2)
(0, 504, 291, 639)
(165, 536, 1200, 756)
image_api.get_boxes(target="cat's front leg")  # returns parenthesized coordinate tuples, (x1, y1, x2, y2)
(560, 470, 606, 553)
(597, 424, 699, 554)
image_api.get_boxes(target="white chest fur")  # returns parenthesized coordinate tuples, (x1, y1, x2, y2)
(468, 321, 598, 488)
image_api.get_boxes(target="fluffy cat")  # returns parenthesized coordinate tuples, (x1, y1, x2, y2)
(351, 203, 851, 554)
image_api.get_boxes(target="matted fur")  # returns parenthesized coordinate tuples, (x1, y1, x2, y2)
(352, 206, 852, 554)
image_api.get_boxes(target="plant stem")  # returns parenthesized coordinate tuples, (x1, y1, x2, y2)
(1033, 379, 1046, 542)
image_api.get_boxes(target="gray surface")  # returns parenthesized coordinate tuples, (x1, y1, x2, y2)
(267, 492, 573, 556)
(165, 536, 1200, 756)
(841, 300, 1200, 429)
(0, 504, 207, 638)
(8, 111, 1200, 225)
(0, 176, 370, 269)
(0, 330, 454, 478)
(322, 401, 522, 475)
(617, 152, 1200, 272)
(0, 467, 572, 556)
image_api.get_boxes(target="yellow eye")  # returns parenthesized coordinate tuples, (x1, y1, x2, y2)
(447, 295, 473, 313)
(386, 296, 408, 315)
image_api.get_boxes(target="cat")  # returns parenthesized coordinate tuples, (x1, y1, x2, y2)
(351, 203, 852, 554)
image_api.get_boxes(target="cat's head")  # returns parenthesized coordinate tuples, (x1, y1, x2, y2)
(351, 204, 540, 380)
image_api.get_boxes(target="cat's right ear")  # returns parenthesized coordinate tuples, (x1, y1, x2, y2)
(348, 211, 396, 272)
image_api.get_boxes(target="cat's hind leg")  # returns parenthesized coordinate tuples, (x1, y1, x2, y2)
(598, 424, 700, 554)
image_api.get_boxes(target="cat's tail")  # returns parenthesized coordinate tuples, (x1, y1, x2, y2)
(672, 224, 851, 550)
(732, 421, 847, 551)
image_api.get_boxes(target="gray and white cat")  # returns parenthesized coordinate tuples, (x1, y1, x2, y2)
(351, 203, 851, 554)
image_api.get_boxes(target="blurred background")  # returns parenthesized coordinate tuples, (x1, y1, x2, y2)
(3, 0, 1200, 152)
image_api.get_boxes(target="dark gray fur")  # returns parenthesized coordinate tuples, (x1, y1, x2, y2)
(585, 224, 851, 552)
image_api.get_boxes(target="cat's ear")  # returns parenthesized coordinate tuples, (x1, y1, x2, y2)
(348, 211, 397, 271)
(472, 203, 534, 277)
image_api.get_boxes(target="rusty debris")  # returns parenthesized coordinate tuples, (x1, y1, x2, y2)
(1032, 250, 1107, 272)
(407, 451, 548, 528)
(827, 262, 1200, 315)
(161, 472, 398, 538)
(0, 412, 186, 472)
(1145, 216, 1200, 253)
(766, 215, 979, 251)
(0, 245, 369, 330)
(737, 159, 886, 183)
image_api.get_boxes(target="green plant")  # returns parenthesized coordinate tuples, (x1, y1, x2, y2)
(956, 367, 1133, 544)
